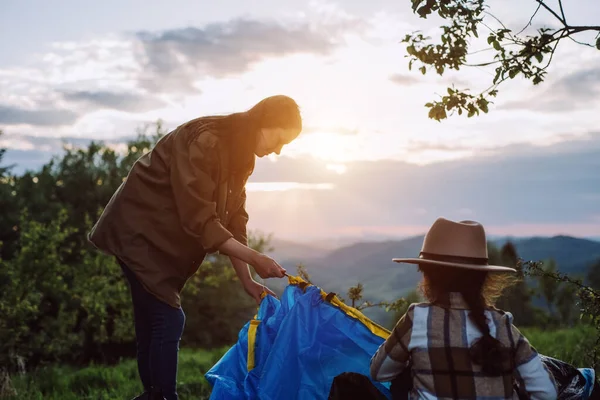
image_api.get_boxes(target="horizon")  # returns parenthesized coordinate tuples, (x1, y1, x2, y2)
(1, 0, 600, 239)
(269, 231, 600, 250)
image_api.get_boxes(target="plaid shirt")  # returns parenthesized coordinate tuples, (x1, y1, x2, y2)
(370, 293, 557, 399)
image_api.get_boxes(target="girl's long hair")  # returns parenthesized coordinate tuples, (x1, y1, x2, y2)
(418, 264, 518, 375)
(206, 95, 302, 173)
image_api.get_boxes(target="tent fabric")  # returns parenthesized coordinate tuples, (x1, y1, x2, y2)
(205, 275, 392, 400)
(531, 355, 596, 400)
(205, 275, 598, 400)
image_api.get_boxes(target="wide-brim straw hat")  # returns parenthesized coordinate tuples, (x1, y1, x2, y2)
(392, 217, 516, 272)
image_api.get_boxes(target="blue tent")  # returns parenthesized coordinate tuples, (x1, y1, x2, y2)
(205, 275, 392, 400)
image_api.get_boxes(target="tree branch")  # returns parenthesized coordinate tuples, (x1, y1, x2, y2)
(543, 30, 567, 70)
(568, 36, 596, 48)
(535, 0, 566, 25)
(517, 2, 542, 36)
(483, 11, 509, 31)
(558, 0, 566, 24)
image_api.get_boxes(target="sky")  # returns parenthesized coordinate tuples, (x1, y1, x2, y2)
(1, 0, 600, 241)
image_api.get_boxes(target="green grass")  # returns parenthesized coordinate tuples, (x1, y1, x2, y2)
(522, 325, 598, 367)
(3, 347, 229, 400)
(3, 326, 598, 399)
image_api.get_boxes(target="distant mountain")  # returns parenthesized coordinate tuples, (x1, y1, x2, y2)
(263, 234, 600, 328)
(511, 235, 600, 277)
(265, 239, 331, 262)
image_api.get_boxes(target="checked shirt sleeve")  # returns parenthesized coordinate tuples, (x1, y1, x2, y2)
(511, 321, 558, 400)
(370, 305, 414, 382)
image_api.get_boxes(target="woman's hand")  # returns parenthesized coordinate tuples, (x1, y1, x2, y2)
(243, 279, 276, 304)
(218, 238, 286, 278)
(251, 253, 287, 279)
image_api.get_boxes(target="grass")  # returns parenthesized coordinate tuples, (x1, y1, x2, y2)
(3, 326, 598, 399)
(3, 347, 229, 400)
(522, 324, 598, 367)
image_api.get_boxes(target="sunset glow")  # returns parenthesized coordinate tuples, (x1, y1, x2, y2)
(246, 182, 334, 192)
(2, 0, 599, 239)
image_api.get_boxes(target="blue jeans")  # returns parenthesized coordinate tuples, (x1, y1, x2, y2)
(119, 259, 186, 400)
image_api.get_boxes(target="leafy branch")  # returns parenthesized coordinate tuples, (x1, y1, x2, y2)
(295, 266, 408, 313)
(523, 259, 600, 369)
(347, 282, 407, 313)
(403, 0, 600, 121)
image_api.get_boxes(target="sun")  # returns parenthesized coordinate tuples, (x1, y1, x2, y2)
(288, 131, 354, 164)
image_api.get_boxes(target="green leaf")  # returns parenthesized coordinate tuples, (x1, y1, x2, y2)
(487, 35, 496, 45)
(596, 37, 600, 50)
(420, 66, 426, 75)
(535, 52, 543, 63)
(493, 68, 502, 85)
(509, 69, 519, 79)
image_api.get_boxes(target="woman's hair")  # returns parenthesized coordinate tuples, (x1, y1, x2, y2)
(248, 95, 302, 132)
(418, 264, 518, 375)
(210, 95, 302, 172)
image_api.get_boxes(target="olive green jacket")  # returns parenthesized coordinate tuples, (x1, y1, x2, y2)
(88, 117, 253, 308)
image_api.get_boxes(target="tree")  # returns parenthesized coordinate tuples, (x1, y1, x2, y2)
(0, 130, 13, 177)
(556, 283, 578, 326)
(538, 259, 560, 315)
(389, 290, 422, 329)
(0, 130, 20, 260)
(587, 258, 600, 290)
(403, 0, 600, 121)
(0, 209, 134, 370)
(494, 242, 538, 325)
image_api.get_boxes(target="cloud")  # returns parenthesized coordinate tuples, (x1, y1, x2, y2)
(60, 90, 166, 113)
(135, 17, 360, 93)
(2, 130, 599, 238)
(552, 66, 600, 100)
(0, 14, 362, 131)
(0, 104, 80, 126)
(0, 132, 130, 173)
(243, 132, 600, 239)
(500, 66, 600, 112)
(389, 73, 420, 86)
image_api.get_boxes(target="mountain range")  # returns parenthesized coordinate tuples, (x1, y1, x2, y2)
(263, 235, 600, 327)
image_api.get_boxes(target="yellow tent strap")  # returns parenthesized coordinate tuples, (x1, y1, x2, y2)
(247, 291, 268, 371)
(247, 319, 260, 371)
(287, 275, 391, 339)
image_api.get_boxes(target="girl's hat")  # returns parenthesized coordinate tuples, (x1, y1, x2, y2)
(392, 217, 516, 272)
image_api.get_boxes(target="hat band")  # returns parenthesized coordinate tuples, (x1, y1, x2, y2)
(419, 251, 488, 265)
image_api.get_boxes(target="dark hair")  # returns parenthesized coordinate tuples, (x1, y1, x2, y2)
(210, 95, 302, 172)
(250, 94, 302, 132)
(418, 264, 517, 375)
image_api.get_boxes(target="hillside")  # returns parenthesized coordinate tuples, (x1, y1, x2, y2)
(264, 234, 600, 327)
(265, 238, 331, 262)
(511, 235, 600, 277)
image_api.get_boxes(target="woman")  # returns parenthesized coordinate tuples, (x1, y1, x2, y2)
(330, 218, 598, 399)
(88, 95, 303, 400)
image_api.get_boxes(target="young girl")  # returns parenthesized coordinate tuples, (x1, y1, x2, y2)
(370, 217, 558, 399)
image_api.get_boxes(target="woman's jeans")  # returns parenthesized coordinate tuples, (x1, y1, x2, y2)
(118, 259, 186, 400)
